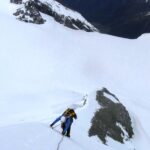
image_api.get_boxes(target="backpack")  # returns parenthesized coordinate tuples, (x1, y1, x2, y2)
(62, 108, 77, 119)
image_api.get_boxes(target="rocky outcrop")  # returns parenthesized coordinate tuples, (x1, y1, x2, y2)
(10, 0, 22, 4)
(57, 0, 150, 38)
(89, 88, 134, 144)
(13, 0, 96, 32)
(13, 1, 45, 24)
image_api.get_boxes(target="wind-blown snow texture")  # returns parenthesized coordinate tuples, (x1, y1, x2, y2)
(0, 1, 150, 150)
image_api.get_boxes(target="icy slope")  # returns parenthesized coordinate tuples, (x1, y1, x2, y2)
(0, 123, 84, 150)
(0, 1, 150, 150)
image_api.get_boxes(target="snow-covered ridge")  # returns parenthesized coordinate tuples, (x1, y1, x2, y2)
(41, 0, 90, 24)
(14, 0, 97, 31)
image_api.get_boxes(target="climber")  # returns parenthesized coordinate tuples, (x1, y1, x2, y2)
(50, 108, 77, 137)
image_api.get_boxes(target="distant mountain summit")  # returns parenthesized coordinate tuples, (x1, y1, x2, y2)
(57, 0, 150, 38)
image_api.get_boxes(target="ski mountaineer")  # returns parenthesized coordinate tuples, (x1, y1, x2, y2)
(50, 108, 77, 137)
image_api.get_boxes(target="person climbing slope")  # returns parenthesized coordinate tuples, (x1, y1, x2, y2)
(50, 108, 77, 137)
(50, 95, 87, 137)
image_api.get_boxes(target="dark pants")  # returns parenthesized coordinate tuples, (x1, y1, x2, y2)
(61, 123, 71, 137)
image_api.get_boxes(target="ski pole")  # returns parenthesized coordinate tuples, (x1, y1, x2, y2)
(52, 123, 61, 129)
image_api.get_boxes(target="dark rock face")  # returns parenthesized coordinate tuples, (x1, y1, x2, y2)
(57, 0, 150, 38)
(10, 0, 22, 4)
(14, 1, 46, 24)
(89, 88, 134, 144)
(13, 0, 96, 32)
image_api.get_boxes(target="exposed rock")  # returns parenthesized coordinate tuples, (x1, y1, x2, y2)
(10, 0, 22, 4)
(13, 0, 96, 32)
(89, 88, 134, 144)
(13, 1, 46, 24)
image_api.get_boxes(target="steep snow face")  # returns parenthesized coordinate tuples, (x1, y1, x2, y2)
(0, 1, 150, 150)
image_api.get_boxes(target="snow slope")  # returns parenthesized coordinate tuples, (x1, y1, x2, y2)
(0, 1, 150, 150)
